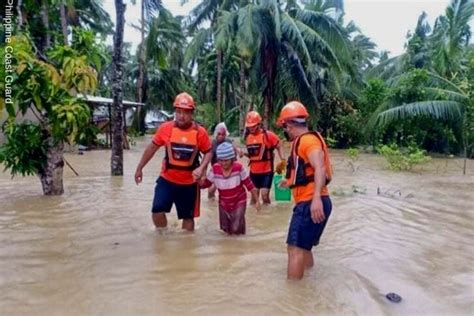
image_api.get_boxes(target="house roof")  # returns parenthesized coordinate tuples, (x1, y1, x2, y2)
(77, 94, 144, 107)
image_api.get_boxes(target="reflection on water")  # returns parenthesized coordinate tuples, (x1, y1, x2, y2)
(1, 137, 473, 315)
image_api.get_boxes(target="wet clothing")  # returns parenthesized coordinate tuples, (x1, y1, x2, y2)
(249, 172, 274, 189)
(286, 131, 333, 250)
(152, 176, 200, 219)
(152, 121, 211, 185)
(286, 197, 332, 250)
(219, 204, 246, 235)
(201, 161, 254, 234)
(245, 130, 280, 174)
(286, 132, 330, 202)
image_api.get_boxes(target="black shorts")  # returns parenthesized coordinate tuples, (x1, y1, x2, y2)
(286, 196, 332, 251)
(151, 177, 200, 219)
(249, 172, 274, 189)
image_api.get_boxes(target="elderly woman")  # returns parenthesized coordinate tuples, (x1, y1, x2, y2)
(208, 122, 242, 199)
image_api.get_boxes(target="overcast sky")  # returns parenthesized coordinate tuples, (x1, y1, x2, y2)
(102, 0, 451, 57)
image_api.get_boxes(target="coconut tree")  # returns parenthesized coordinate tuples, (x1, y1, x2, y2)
(376, 70, 473, 174)
(111, 0, 126, 176)
(232, 0, 352, 126)
(136, 0, 162, 132)
(430, 0, 473, 79)
(184, 0, 240, 122)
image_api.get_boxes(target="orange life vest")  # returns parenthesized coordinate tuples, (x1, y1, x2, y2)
(285, 131, 332, 188)
(245, 130, 274, 163)
(165, 123, 200, 171)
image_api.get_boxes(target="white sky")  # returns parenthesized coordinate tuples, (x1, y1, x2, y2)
(102, 0, 451, 57)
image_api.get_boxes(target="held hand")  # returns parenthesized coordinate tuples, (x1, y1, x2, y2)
(310, 198, 325, 224)
(254, 200, 261, 212)
(192, 167, 204, 181)
(278, 179, 289, 189)
(197, 178, 207, 187)
(134, 169, 143, 185)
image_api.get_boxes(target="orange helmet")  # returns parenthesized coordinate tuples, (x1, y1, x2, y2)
(277, 101, 309, 126)
(173, 92, 195, 110)
(245, 111, 262, 127)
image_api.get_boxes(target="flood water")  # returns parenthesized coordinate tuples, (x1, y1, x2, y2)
(1, 137, 473, 315)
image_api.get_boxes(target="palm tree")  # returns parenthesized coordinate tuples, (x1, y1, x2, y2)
(430, 0, 473, 79)
(137, 0, 162, 132)
(185, 0, 240, 122)
(111, 0, 126, 176)
(233, 0, 352, 126)
(376, 71, 473, 174)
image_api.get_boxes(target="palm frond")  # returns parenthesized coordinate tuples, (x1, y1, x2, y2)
(376, 100, 463, 126)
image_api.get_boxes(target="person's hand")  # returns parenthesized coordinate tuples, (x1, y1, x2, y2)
(254, 200, 261, 212)
(275, 160, 286, 174)
(278, 179, 289, 189)
(192, 167, 204, 181)
(134, 169, 143, 185)
(197, 178, 206, 187)
(310, 198, 325, 224)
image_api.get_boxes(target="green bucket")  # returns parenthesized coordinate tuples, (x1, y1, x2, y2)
(273, 174, 291, 201)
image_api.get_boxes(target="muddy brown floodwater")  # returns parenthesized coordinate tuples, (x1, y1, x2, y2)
(1, 136, 473, 315)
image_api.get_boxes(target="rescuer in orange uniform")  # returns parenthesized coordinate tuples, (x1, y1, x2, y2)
(135, 92, 212, 231)
(277, 101, 333, 280)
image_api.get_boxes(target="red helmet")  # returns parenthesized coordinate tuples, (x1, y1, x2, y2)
(173, 92, 195, 110)
(277, 101, 309, 126)
(245, 111, 262, 127)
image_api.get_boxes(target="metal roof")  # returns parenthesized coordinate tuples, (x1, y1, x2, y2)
(77, 94, 144, 107)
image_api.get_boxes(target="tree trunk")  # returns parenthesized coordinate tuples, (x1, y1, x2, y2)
(239, 57, 246, 137)
(111, 0, 126, 176)
(60, 2, 68, 45)
(17, 0, 24, 28)
(262, 42, 277, 129)
(136, 0, 145, 133)
(40, 0, 51, 51)
(39, 139, 64, 195)
(216, 48, 223, 122)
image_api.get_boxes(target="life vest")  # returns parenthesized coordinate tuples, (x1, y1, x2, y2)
(245, 130, 274, 163)
(285, 131, 332, 188)
(165, 122, 200, 170)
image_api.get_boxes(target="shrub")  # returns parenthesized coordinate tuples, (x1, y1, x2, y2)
(377, 143, 431, 171)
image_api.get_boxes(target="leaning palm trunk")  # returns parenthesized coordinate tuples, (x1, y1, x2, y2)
(39, 138, 64, 195)
(111, 0, 125, 175)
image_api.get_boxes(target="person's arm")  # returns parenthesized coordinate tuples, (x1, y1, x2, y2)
(198, 169, 214, 188)
(198, 177, 213, 189)
(193, 129, 213, 180)
(233, 144, 244, 158)
(307, 148, 326, 223)
(135, 142, 160, 184)
(193, 150, 212, 180)
(275, 142, 284, 161)
(270, 132, 284, 161)
(241, 168, 260, 211)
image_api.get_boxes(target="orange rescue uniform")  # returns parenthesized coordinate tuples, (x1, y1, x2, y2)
(152, 121, 211, 185)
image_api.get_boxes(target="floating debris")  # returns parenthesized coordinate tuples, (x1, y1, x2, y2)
(385, 292, 402, 303)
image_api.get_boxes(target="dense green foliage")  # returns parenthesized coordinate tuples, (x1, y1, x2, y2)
(1, 0, 473, 182)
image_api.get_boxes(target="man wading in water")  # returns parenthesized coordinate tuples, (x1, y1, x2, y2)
(134, 92, 212, 231)
(277, 101, 333, 280)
